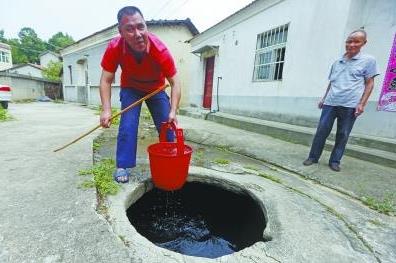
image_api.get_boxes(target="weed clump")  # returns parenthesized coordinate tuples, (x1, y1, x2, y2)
(0, 107, 12, 122)
(79, 159, 119, 197)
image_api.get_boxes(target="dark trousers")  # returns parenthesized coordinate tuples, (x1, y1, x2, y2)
(117, 88, 174, 168)
(308, 105, 357, 165)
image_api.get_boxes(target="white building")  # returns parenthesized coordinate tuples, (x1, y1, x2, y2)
(189, 0, 396, 138)
(7, 63, 43, 78)
(0, 42, 12, 71)
(39, 51, 61, 68)
(60, 19, 198, 106)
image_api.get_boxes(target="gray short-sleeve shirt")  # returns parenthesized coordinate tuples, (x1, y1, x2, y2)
(324, 52, 379, 108)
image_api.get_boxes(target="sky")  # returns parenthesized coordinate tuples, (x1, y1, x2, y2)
(1, 0, 254, 41)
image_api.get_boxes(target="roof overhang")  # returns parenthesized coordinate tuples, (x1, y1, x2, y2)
(192, 45, 219, 54)
(192, 45, 219, 58)
(76, 55, 89, 64)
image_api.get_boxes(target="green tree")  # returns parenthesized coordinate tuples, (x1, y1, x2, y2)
(47, 32, 75, 51)
(17, 27, 46, 63)
(2, 27, 75, 65)
(7, 38, 28, 64)
(0, 29, 6, 43)
(42, 61, 62, 81)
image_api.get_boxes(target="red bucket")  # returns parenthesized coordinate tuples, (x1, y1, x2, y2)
(147, 122, 193, 191)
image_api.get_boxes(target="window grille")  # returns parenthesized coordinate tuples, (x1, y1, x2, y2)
(253, 24, 288, 81)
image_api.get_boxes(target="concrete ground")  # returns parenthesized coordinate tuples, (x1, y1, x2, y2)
(95, 113, 396, 262)
(1, 102, 395, 263)
(0, 102, 130, 262)
(179, 115, 396, 215)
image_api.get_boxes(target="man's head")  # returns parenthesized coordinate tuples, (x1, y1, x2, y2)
(345, 29, 367, 58)
(117, 6, 148, 53)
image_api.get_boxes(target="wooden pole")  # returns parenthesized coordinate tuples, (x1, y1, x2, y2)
(53, 84, 169, 152)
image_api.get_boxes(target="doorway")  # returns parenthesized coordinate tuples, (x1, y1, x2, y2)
(203, 56, 215, 109)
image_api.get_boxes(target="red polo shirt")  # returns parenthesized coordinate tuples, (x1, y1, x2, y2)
(101, 32, 176, 92)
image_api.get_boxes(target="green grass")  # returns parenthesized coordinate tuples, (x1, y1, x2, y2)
(214, 159, 230, 165)
(93, 142, 101, 151)
(368, 218, 384, 227)
(243, 165, 260, 171)
(52, 99, 64, 104)
(0, 107, 12, 122)
(140, 108, 151, 121)
(216, 145, 232, 152)
(192, 148, 205, 166)
(92, 136, 106, 152)
(362, 194, 395, 215)
(13, 99, 35, 104)
(258, 172, 282, 184)
(78, 159, 120, 197)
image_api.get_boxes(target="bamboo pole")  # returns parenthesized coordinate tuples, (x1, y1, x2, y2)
(53, 84, 169, 152)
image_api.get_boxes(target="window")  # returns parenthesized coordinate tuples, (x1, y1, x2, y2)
(0, 51, 9, 63)
(253, 24, 288, 81)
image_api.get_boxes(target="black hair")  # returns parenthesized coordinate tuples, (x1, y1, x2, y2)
(117, 6, 144, 24)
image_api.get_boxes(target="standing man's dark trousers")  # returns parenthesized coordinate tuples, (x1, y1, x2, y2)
(308, 105, 357, 165)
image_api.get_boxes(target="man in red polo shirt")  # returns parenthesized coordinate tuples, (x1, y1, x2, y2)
(99, 6, 181, 183)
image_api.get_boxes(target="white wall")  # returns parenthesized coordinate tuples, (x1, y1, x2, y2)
(190, 0, 350, 108)
(189, 0, 396, 138)
(150, 25, 194, 106)
(0, 73, 45, 100)
(0, 44, 12, 71)
(40, 53, 60, 68)
(10, 65, 43, 78)
(61, 23, 196, 107)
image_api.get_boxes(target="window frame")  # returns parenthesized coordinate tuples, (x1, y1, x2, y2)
(252, 23, 289, 82)
(0, 51, 6, 63)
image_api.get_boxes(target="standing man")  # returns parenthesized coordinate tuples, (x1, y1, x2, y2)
(303, 29, 379, 172)
(99, 6, 181, 183)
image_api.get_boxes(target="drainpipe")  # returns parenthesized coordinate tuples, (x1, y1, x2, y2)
(205, 76, 222, 120)
(216, 76, 222, 112)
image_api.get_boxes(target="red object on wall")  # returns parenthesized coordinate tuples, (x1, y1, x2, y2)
(203, 56, 215, 109)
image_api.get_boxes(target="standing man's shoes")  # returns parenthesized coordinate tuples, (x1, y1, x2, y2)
(329, 163, 341, 172)
(303, 159, 317, 166)
(113, 168, 130, 183)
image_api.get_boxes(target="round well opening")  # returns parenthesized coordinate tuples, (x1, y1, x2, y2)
(127, 181, 267, 258)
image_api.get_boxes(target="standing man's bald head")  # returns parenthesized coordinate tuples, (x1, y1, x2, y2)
(345, 29, 367, 59)
(349, 29, 367, 41)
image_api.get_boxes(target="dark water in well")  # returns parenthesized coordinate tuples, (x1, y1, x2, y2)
(127, 182, 266, 258)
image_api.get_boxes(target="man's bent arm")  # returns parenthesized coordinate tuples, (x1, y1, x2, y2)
(99, 70, 115, 127)
(166, 74, 181, 123)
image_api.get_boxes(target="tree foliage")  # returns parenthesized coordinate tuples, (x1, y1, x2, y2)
(0, 28, 75, 64)
(7, 38, 28, 64)
(17, 27, 46, 63)
(42, 61, 63, 81)
(48, 32, 74, 51)
(0, 30, 6, 43)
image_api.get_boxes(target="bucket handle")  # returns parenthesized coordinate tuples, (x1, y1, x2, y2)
(159, 121, 185, 155)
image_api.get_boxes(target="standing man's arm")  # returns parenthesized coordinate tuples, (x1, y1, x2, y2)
(99, 70, 115, 128)
(318, 82, 331, 109)
(355, 77, 375, 117)
(166, 74, 181, 123)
